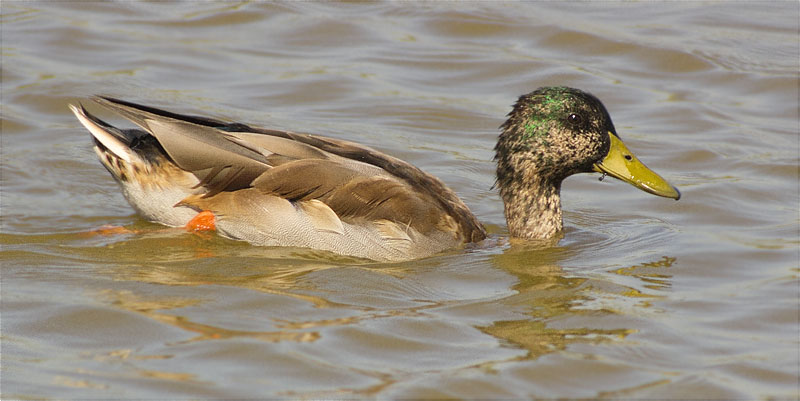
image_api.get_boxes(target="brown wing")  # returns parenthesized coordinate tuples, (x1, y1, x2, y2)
(298, 135, 487, 242)
(250, 158, 444, 235)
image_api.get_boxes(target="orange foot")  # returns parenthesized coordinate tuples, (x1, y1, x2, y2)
(82, 224, 135, 237)
(186, 210, 216, 232)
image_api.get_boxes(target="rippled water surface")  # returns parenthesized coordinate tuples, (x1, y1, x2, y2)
(2, 2, 798, 399)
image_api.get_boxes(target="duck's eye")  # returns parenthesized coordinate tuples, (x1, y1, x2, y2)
(567, 113, 583, 126)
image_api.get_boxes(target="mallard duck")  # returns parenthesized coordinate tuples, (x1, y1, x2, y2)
(70, 87, 679, 262)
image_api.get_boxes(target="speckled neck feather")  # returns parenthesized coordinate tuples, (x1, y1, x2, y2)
(498, 173, 564, 239)
(494, 133, 565, 239)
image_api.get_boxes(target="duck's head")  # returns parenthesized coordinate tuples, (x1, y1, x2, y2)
(495, 86, 679, 239)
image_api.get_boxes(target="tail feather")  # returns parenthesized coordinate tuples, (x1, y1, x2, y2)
(92, 95, 232, 131)
(69, 103, 143, 165)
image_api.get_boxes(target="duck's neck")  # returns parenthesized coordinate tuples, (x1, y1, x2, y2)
(498, 174, 563, 240)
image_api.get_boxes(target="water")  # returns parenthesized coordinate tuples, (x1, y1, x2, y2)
(2, 2, 798, 399)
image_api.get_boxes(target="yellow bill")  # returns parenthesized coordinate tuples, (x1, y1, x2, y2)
(592, 133, 681, 200)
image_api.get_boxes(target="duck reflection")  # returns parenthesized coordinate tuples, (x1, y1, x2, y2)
(85, 231, 416, 347)
(86, 227, 677, 376)
(482, 242, 677, 360)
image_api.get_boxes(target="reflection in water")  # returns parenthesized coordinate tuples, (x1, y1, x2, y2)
(76, 235, 450, 395)
(85, 228, 681, 386)
(96, 289, 319, 344)
(611, 256, 676, 293)
(53, 375, 109, 390)
(85, 230, 422, 333)
(483, 244, 676, 361)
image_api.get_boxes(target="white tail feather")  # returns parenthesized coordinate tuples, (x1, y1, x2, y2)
(69, 104, 141, 165)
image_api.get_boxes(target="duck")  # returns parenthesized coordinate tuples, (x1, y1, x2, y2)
(69, 87, 679, 262)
